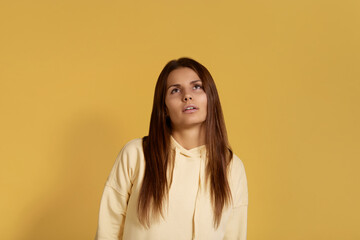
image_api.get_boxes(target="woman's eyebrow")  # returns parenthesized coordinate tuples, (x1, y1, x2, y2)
(190, 80, 202, 84)
(167, 80, 202, 90)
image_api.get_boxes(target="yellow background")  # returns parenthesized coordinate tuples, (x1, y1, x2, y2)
(1, 0, 359, 239)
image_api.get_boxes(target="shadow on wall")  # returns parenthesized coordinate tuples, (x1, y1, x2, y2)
(21, 111, 124, 240)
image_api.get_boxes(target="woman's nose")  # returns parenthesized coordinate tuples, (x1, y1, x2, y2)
(183, 94, 192, 102)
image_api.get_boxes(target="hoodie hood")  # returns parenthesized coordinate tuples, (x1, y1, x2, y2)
(170, 135, 206, 159)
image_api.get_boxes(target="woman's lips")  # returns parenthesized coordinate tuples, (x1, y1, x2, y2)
(183, 108, 198, 113)
(183, 104, 198, 112)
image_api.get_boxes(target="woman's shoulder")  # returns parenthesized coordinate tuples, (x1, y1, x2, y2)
(229, 152, 246, 174)
(229, 152, 249, 206)
(119, 138, 147, 158)
(113, 138, 144, 166)
(121, 137, 143, 149)
(108, 138, 145, 183)
(105, 138, 145, 192)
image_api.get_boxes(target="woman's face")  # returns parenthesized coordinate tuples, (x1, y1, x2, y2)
(165, 67, 207, 131)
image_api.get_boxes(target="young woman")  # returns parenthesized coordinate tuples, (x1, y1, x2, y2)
(95, 57, 248, 240)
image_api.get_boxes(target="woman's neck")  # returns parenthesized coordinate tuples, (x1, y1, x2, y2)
(171, 124, 206, 150)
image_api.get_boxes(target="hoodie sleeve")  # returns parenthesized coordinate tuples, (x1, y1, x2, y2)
(95, 140, 140, 240)
(223, 156, 249, 240)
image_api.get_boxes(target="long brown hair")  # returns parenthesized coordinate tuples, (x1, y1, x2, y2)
(138, 57, 233, 228)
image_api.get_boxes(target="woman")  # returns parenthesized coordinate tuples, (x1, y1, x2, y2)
(95, 57, 248, 240)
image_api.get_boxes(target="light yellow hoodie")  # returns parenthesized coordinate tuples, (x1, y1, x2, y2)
(95, 136, 248, 240)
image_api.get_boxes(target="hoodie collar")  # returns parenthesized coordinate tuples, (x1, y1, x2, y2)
(170, 135, 206, 159)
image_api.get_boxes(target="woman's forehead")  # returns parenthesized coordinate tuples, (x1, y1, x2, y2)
(167, 67, 201, 86)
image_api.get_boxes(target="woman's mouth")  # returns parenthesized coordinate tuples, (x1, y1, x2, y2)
(183, 105, 198, 113)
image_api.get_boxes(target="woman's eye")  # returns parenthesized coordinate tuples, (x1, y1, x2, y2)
(171, 88, 180, 94)
(194, 85, 203, 90)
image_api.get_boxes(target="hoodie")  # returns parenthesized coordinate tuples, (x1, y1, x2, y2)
(95, 135, 248, 240)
